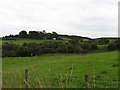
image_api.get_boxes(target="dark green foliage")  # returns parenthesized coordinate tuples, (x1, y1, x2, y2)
(112, 64, 119, 67)
(23, 43, 41, 56)
(2, 30, 92, 41)
(38, 32, 45, 40)
(97, 39, 109, 45)
(45, 33, 54, 40)
(56, 43, 69, 53)
(72, 45, 83, 53)
(2, 42, 19, 57)
(27, 31, 58, 40)
(2, 50, 17, 57)
(17, 47, 32, 57)
(19, 30, 28, 38)
(2, 35, 17, 40)
(80, 43, 91, 51)
(69, 37, 79, 45)
(3, 30, 119, 57)
(29, 31, 39, 39)
(2, 41, 93, 57)
(2, 42, 18, 50)
(108, 39, 120, 51)
(2, 40, 100, 57)
(52, 31, 58, 39)
(91, 44, 98, 50)
(39, 41, 69, 53)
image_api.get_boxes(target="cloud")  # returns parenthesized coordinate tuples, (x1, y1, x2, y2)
(0, 0, 118, 38)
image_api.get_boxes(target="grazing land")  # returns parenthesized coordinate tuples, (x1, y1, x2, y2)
(1, 31, 119, 88)
(2, 39, 68, 45)
(2, 51, 119, 88)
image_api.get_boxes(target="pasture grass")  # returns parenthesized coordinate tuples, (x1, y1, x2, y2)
(2, 39, 68, 45)
(2, 51, 119, 88)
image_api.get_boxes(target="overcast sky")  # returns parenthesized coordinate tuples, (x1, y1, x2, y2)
(0, 0, 118, 38)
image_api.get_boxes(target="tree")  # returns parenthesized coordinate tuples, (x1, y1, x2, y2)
(38, 32, 45, 40)
(42, 30, 46, 34)
(91, 44, 98, 50)
(108, 39, 120, 51)
(52, 31, 58, 39)
(72, 45, 83, 53)
(19, 30, 28, 38)
(45, 33, 54, 39)
(29, 31, 39, 39)
(17, 47, 32, 57)
(2, 42, 19, 57)
(69, 37, 79, 45)
(98, 39, 109, 44)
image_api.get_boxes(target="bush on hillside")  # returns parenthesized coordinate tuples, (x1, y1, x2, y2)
(2, 42, 19, 57)
(91, 44, 98, 50)
(17, 47, 32, 57)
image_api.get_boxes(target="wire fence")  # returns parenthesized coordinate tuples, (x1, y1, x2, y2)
(2, 70, 119, 88)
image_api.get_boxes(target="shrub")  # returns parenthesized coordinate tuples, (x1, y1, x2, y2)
(80, 43, 91, 51)
(72, 45, 83, 53)
(17, 47, 32, 57)
(2, 42, 18, 50)
(91, 44, 98, 50)
(2, 50, 17, 57)
(2, 43, 19, 57)
(69, 38, 79, 45)
(108, 41, 120, 51)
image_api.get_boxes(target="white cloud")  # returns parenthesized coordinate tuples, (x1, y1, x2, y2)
(0, 0, 118, 38)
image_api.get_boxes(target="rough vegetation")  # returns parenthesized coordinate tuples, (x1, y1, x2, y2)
(1, 30, 119, 88)
(2, 30, 120, 57)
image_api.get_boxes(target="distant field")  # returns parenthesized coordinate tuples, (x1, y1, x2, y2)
(97, 45, 108, 48)
(1, 37, 90, 45)
(2, 51, 119, 88)
(2, 39, 68, 45)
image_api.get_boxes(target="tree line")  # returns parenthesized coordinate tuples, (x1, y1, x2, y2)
(2, 38, 98, 57)
(2, 30, 120, 57)
(2, 30, 91, 41)
(2, 38, 120, 57)
(2, 30, 59, 40)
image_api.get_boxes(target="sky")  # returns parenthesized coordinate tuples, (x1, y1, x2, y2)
(0, 0, 118, 38)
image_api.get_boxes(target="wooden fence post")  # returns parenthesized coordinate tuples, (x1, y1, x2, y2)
(25, 69, 29, 88)
(85, 75, 90, 89)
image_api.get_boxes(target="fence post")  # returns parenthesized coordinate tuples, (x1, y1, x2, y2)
(25, 69, 29, 88)
(85, 75, 90, 89)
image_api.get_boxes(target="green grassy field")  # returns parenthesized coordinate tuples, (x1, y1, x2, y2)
(2, 51, 119, 88)
(2, 39, 68, 45)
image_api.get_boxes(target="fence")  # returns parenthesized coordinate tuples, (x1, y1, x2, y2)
(2, 69, 119, 88)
